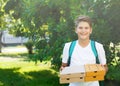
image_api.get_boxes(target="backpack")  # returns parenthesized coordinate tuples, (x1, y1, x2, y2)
(67, 40, 104, 86)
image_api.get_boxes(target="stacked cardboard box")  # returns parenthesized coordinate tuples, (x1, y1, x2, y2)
(85, 64, 105, 82)
(60, 64, 105, 84)
(60, 65, 85, 83)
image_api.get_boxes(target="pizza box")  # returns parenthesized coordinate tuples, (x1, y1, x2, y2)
(60, 65, 85, 83)
(84, 64, 105, 82)
(60, 76, 84, 84)
(60, 64, 105, 83)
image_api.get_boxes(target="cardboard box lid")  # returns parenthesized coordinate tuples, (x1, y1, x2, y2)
(85, 64, 105, 72)
(60, 65, 85, 75)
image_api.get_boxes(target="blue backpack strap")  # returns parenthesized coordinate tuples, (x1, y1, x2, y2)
(67, 40, 76, 66)
(91, 40, 104, 86)
(91, 40, 100, 64)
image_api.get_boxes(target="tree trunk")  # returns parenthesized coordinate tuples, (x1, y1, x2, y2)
(28, 48, 33, 54)
(0, 31, 3, 53)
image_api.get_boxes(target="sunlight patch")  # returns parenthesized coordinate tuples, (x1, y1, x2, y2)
(24, 75, 33, 80)
(0, 81, 4, 86)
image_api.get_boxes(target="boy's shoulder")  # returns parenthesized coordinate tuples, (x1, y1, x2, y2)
(64, 41, 72, 47)
(94, 41, 104, 49)
(64, 40, 76, 49)
(65, 40, 77, 46)
(94, 41, 103, 45)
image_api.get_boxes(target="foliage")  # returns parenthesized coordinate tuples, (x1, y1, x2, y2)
(106, 65, 120, 81)
(0, 0, 7, 53)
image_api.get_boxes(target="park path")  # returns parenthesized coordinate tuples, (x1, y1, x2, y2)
(1, 46, 28, 54)
(0, 46, 28, 61)
(0, 57, 19, 62)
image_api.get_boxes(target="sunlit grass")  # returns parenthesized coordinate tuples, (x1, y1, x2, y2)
(0, 58, 53, 73)
(0, 57, 62, 86)
(0, 81, 4, 86)
(0, 46, 62, 86)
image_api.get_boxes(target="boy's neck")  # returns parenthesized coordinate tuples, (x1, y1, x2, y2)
(78, 39, 90, 48)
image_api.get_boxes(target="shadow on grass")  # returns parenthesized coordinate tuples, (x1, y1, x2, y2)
(0, 68, 24, 86)
(0, 68, 65, 86)
(0, 53, 28, 58)
(1, 68, 119, 86)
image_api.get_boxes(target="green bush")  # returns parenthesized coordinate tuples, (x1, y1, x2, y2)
(106, 65, 120, 81)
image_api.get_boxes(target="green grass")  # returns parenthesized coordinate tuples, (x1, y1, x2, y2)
(0, 57, 64, 86)
(0, 53, 28, 58)
(0, 55, 120, 86)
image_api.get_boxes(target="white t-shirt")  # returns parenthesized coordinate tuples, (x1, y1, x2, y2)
(62, 40, 106, 86)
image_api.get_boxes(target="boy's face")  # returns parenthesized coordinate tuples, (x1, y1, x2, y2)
(75, 21, 92, 41)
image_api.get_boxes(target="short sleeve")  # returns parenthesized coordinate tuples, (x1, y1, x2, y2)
(96, 42, 106, 65)
(62, 42, 71, 63)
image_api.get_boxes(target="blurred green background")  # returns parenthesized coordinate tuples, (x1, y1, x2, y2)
(0, 0, 120, 86)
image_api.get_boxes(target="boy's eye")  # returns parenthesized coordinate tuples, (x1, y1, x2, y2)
(79, 27, 83, 29)
(85, 27, 89, 29)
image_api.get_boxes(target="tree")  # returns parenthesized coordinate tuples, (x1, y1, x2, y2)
(0, 0, 8, 53)
(3, 0, 84, 64)
(4, 0, 120, 70)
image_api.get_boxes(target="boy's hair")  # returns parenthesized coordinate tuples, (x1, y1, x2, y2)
(75, 15, 92, 28)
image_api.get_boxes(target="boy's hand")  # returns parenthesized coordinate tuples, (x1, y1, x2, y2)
(60, 63, 67, 71)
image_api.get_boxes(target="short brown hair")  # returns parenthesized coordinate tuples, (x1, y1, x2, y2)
(75, 15, 92, 28)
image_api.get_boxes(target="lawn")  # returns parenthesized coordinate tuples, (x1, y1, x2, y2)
(0, 56, 64, 86)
